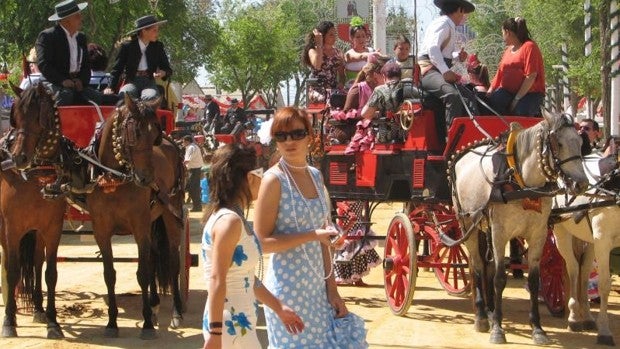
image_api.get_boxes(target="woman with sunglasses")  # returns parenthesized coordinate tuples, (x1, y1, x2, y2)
(254, 107, 367, 348)
(202, 144, 304, 349)
(487, 17, 545, 116)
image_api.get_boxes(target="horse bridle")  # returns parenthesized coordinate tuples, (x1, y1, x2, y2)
(111, 105, 161, 175)
(538, 116, 582, 186)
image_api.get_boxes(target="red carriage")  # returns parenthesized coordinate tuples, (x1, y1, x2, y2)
(56, 105, 197, 309)
(312, 78, 570, 317)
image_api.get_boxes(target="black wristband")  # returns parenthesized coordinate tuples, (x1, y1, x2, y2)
(209, 321, 223, 329)
(208, 330, 222, 335)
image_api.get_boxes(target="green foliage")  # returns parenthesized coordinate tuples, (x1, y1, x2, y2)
(0, 0, 218, 84)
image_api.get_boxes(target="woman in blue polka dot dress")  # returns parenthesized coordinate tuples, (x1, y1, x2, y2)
(255, 107, 368, 348)
(202, 144, 304, 349)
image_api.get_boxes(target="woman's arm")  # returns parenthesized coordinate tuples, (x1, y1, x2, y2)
(510, 72, 537, 111)
(343, 84, 360, 112)
(254, 173, 335, 253)
(206, 214, 241, 341)
(308, 47, 323, 71)
(254, 282, 305, 334)
(345, 49, 369, 63)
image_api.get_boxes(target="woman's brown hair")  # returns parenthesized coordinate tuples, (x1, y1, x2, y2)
(270, 107, 314, 138)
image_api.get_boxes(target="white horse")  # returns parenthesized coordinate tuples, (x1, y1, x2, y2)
(450, 112, 589, 345)
(553, 151, 620, 346)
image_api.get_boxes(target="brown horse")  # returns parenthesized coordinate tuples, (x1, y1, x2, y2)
(1, 83, 67, 339)
(83, 95, 185, 339)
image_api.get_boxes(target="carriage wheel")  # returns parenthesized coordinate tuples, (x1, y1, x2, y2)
(398, 100, 415, 131)
(416, 204, 470, 296)
(539, 228, 567, 317)
(383, 213, 416, 316)
(179, 209, 191, 313)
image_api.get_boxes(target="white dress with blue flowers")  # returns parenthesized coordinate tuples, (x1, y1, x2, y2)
(202, 208, 261, 348)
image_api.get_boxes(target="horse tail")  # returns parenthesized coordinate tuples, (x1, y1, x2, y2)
(18, 230, 36, 310)
(151, 216, 171, 295)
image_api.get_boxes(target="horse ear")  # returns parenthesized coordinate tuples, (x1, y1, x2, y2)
(36, 82, 47, 96)
(541, 109, 553, 125)
(9, 82, 22, 97)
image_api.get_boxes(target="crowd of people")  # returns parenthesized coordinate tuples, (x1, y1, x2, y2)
(10, 0, 605, 348)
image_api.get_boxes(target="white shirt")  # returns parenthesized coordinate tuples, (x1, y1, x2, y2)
(184, 143, 204, 169)
(61, 25, 80, 73)
(138, 39, 149, 70)
(418, 16, 457, 74)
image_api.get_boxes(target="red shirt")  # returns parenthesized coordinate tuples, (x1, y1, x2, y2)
(490, 40, 545, 94)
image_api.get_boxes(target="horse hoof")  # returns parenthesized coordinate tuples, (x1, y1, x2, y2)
(170, 316, 183, 329)
(33, 311, 47, 324)
(47, 324, 64, 339)
(489, 329, 506, 344)
(582, 320, 597, 331)
(596, 335, 615, 346)
(474, 318, 490, 333)
(532, 329, 550, 345)
(2, 325, 17, 337)
(104, 327, 119, 338)
(151, 314, 159, 327)
(568, 321, 584, 332)
(140, 328, 157, 340)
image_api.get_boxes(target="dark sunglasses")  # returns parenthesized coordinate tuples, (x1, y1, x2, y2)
(274, 129, 308, 142)
(579, 125, 591, 131)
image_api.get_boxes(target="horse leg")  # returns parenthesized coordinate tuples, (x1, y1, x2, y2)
(94, 235, 119, 338)
(489, 234, 508, 344)
(2, 248, 20, 337)
(555, 231, 587, 332)
(165, 214, 183, 329)
(465, 232, 489, 333)
(135, 232, 157, 340)
(577, 241, 596, 331)
(43, 229, 64, 339)
(32, 235, 47, 324)
(525, 237, 550, 345)
(149, 276, 160, 327)
(593, 244, 615, 346)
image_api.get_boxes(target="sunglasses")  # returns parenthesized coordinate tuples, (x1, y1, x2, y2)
(273, 129, 308, 142)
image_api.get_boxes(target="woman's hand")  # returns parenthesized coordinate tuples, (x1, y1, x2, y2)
(509, 98, 518, 112)
(203, 335, 222, 349)
(313, 29, 323, 45)
(314, 228, 338, 246)
(276, 305, 305, 335)
(327, 288, 348, 318)
(103, 87, 113, 95)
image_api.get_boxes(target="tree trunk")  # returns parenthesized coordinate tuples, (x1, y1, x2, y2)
(600, 0, 612, 137)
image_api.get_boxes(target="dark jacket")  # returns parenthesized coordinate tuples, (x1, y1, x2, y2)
(36, 25, 90, 87)
(109, 36, 173, 92)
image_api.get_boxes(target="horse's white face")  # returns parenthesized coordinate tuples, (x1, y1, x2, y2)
(544, 113, 589, 195)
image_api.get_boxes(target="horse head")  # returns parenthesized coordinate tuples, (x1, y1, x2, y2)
(104, 94, 162, 187)
(541, 111, 589, 195)
(8, 83, 60, 170)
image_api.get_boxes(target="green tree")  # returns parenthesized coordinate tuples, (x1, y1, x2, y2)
(0, 0, 217, 86)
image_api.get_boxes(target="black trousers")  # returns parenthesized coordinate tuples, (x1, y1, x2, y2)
(186, 168, 202, 209)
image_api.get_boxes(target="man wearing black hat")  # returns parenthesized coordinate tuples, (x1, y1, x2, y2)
(36, 0, 106, 106)
(202, 94, 221, 134)
(106, 15, 173, 101)
(219, 98, 247, 138)
(418, 0, 475, 131)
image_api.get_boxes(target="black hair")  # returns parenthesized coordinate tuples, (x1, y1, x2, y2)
(502, 17, 532, 43)
(302, 21, 336, 67)
(439, 3, 461, 15)
(393, 34, 411, 49)
(581, 118, 599, 131)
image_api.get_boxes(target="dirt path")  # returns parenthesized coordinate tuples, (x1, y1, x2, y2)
(1, 203, 619, 348)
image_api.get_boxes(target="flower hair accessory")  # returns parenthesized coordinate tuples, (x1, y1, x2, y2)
(350, 16, 364, 28)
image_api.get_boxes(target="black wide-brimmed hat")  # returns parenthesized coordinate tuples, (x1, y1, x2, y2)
(230, 98, 239, 104)
(48, 0, 88, 21)
(433, 0, 475, 13)
(127, 15, 168, 35)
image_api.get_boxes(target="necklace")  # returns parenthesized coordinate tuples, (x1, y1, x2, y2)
(279, 160, 333, 280)
(230, 204, 264, 282)
(279, 157, 307, 170)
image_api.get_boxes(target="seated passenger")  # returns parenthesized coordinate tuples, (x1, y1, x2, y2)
(301, 21, 345, 104)
(417, 0, 475, 127)
(330, 62, 383, 145)
(487, 17, 545, 116)
(389, 34, 414, 80)
(36, 0, 106, 106)
(19, 47, 42, 90)
(106, 15, 172, 101)
(344, 17, 381, 84)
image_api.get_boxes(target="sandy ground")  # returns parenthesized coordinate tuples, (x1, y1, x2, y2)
(1, 202, 619, 348)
